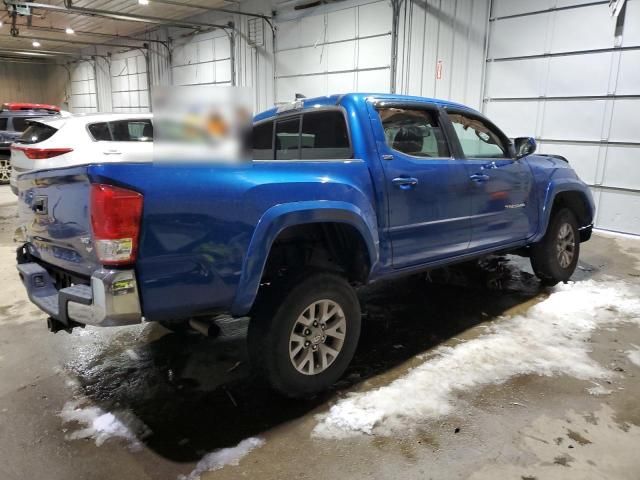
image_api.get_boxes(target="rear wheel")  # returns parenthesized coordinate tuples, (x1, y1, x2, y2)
(530, 208, 580, 286)
(0, 158, 10, 184)
(248, 272, 361, 397)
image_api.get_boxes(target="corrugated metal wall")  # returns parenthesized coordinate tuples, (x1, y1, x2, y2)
(274, 0, 393, 104)
(69, 61, 98, 113)
(484, 0, 640, 235)
(110, 50, 151, 113)
(396, 0, 490, 110)
(171, 30, 233, 86)
(0, 61, 68, 107)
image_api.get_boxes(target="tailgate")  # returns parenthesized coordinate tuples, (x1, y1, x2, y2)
(16, 166, 100, 277)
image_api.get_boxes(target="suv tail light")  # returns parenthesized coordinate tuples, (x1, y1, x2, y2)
(90, 184, 143, 266)
(11, 146, 73, 159)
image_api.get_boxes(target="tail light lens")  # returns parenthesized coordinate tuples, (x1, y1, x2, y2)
(11, 146, 73, 159)
(90, 184, 143, 266)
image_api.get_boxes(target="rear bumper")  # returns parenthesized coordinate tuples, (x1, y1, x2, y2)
(16, 258, 142, 328)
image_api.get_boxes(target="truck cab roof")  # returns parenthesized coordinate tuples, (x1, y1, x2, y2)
(253, 92, 478, 123)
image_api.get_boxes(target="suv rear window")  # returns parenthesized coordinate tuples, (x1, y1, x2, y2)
(0, 118, 7, 130)
(16, 122, 58, 144)
(88, 119, 153, 142)
(12, 117, 43, 132)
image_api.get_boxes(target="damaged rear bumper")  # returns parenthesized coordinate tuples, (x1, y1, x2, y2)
(16, 251, 142, 328)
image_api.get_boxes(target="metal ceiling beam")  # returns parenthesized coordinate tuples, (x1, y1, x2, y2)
(0, 46, 77, 56)
(10, 23, 168, 46)
(0, 33, 147, 50)
(4, 0, 232, 31)
(145, 0, 275, 33)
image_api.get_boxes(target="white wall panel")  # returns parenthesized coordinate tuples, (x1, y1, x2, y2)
(541, 100, 607, 141)
(609, 99, 640, 143)
(616, 50, 640, 95)
(621, 0, 640, 47)
(489, 14, 548, 59)
(396, 0, 490, 109)
(486, 58, 545, 98)
(550, 4, 616, 53)
(594, 189, 640, 235)
(546, 53, 613, 96)
(110, 50, 149, 113)
(485, 0, 640, 235)
(69, 62, 97, 113)
(602, 146, 640, 191)
(274, 0, 392, 104)
(171, 31, 232, 86)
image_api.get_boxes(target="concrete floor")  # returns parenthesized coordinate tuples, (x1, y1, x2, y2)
(1, 183, 640, 480)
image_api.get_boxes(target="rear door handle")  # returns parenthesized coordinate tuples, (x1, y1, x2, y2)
(392, 177, 418, 190)
(103, 149, 122, 155)
(470, 173, 490, 182)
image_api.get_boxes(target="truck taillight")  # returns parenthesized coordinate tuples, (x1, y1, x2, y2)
(11, 146, 73, 159)
(90, 184, 143, 266)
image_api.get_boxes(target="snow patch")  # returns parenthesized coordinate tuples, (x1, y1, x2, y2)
(178, 437, 265, 480)
(313, 280, 640, 438)
(627, 345, 640, 367)
(60, 399, 150, 448)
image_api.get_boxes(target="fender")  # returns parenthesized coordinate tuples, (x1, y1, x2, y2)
(230, 201, 380, 316)
(532, 176, 595, 243)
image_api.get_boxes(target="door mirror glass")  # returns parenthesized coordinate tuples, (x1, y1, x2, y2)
(513, 137, 536, 159)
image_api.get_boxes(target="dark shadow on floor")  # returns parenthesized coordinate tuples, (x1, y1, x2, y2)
(63, 255, 597, 462)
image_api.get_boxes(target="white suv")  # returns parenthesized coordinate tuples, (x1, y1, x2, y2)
(10, 113, 153, 193)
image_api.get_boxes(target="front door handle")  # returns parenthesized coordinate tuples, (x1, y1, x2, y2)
(470, 173, 490, 183)
(103, 149, 122, 155)
(392, 177, 418, 190)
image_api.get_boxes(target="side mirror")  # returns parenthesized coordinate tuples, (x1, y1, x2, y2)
(513, 137, 536, 159)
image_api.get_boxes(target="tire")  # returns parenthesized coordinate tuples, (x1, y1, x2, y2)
(0, 158, 10, 185)
(248, 271, 361, 397)
(530, 208, 580, 286)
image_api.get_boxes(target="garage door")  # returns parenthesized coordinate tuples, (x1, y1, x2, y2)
(171, 31, 233, 86)
(274, 0, 393, 104)
(69, 62, 97, 113)
(110, 50, 150, 113)
(484, 0, 640, 235)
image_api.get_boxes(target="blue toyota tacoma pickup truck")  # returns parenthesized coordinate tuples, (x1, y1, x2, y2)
(15, 93, 594, 396)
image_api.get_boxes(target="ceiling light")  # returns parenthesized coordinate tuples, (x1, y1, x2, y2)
(32, 41, 41, 47)
(65, 27, 74, 34)
(138, 0, 149, 5)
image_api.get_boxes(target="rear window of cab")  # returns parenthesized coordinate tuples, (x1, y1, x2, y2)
(253, 110, 351, 160)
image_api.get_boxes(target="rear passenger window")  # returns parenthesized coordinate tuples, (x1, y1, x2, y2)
(88, 122, 111, 141)
(111, 120, 153, 141)
(300, 111, 351, 159)
(275, 117, 300, 160)
(88, 119, 153, 142)
(378, 107, 449, 158)
(252, 120, 273, 159)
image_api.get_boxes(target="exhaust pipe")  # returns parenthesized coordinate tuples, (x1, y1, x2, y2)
(189, 318, 220, 337)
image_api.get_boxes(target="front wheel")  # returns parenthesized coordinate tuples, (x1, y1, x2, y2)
(530, 208, 580, 286)
(248, 272, 361, 397)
